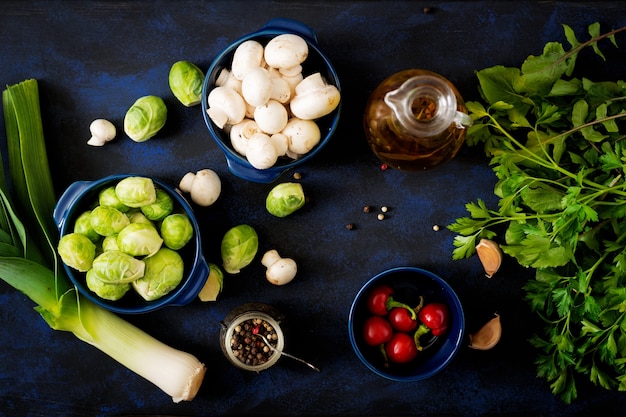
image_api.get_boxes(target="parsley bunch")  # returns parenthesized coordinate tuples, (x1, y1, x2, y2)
(449, 23, 626, 404)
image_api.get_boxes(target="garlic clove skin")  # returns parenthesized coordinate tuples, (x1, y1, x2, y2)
(475, 238, 502, 278)
(469, 314, 502, 350)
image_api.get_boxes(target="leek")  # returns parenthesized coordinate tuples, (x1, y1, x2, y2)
(0, 79, 206, 402)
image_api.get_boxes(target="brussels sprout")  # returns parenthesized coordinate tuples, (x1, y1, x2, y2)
(160, 213, 193, 250)
(266, 182, 306, 217)
(58, 232, 97, 272)
(86, 268, 131, 301)
(90, 205, 130, 236)
(169, 60, 205, 107)
(132, 247, 184, 301)
(102, 235, 120, 252)
(198, 263, 224, 302)
(115, 176, 157, 208)
(127, 210, 155, 227)
(220, 224, 258, 274)
(91, 250, 145, 284)
(123, 95, 167, 142)
(117, 222, 163, 257)
(140, 188, 174, 221)
(74, 211, 101, 243)
(99, 186, 130, 212)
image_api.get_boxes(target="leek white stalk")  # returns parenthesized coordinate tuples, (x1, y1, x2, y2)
(0, 244, 206, 402)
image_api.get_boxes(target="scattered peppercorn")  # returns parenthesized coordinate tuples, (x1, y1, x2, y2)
(423, 7, 432, 14)
(433, 224, 440, 231)
(377, 213, 385, 221)
(363, 205, 371, 213)
(381, 206, 388, 213)
(380, 163, 388, 171)
(293, 172, 302, 180)
(345, 223, 355, 230)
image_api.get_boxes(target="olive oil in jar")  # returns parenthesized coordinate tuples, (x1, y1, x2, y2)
(364, 69, 471, 171)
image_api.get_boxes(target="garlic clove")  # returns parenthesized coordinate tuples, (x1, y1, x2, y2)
(469, 314, 502, 350)
(475, 238, 502, 278)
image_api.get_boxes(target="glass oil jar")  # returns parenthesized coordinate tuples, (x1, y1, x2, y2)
(364, 69, 472, 171)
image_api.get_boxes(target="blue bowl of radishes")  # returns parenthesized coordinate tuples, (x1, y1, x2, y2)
(348, 266, 465, 381)
(201, 18, 341, 183)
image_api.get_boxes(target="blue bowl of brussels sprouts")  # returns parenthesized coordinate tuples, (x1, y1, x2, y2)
(201, 18, 342, 183)
(53, 174, 209, 314)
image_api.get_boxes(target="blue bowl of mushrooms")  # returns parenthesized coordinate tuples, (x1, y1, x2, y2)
(201, 18, 342, 183)
(53, 174, 209, 314)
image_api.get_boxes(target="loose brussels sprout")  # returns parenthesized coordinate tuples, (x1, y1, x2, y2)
(102, 234, 120, 252)
(160, 213, 193, 250)
(90, 205, 130, 236)
(86, 268, 131, 301)
(123, 95, 167, 142)
(115, 176, 157, 208)
(140, 188, 174, 221)
(266, 182, 306, 217)
(91, 250, 146, 284)
(74, 211, 101, 243)
(98, 186, 130, 212)
(132, 247, 184, 301)
(169, 60, 205, 107)
(220, 224, 258, 274)
(117, 222, 163, 257)
(58, 232, 97, 272)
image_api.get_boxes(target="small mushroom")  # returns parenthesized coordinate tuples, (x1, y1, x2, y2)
(282, 117, 321, 155)
(290, 72, 341, 120)
(269, 75, 291, 104)
(179, 169, 222, 207)
(261, 249, 297, 285)
(254, 99, 288, 134)
(264, 34, 308, 71)
(241, 67, 272, 107)
(231, 40, 265, 80)
(230, 119, 261, 156)
(245, 133, 278, 169)
(215, 68, 242, 94)
(270, 133, 289, 157)
(207, 86, 246, 129)
(87, 119, 116, 146)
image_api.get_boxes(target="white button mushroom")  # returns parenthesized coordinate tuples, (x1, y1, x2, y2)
(282, 117, 321, 155)
(207, 86, 247, 129)
(241, 67, 272, 107)
(282, 72, 304, 97)
(215, 68, 242, 94)
(87, 119, 116, 146)
(254, 99, 288, 134)
(231, 40, 265, 81)
(270, 133, 289, 157)
(229, 119, 262, 156)
(269, 75, 291, 104)
(178, 169, 221, 207)
(264, 34, 309, 71)
(245, 133, 278, 169)
(290, 72, 341, 120)
(261, 249, 297, 286)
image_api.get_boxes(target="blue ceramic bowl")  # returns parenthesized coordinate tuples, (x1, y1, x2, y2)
(53, 174, 209, 314)
(348, 267, 465, 381)
(201, 18, 341, 183)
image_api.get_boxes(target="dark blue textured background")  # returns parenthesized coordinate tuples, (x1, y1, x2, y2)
(1, 1, 626, 416)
